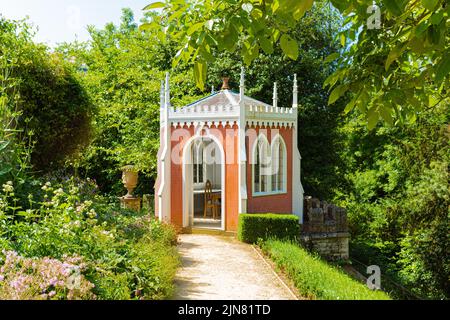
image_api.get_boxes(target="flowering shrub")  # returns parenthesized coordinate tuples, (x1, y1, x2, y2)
(0, 179, 179, 300)
(0, 251, 95, 300)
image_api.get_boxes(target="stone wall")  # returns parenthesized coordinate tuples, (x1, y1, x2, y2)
(301, 196, 350, 260)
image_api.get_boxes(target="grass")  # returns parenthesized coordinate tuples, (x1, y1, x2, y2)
(260, 239, 391, 300)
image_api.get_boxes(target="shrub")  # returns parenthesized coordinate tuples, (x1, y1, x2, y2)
(261, 240, 391, 300)
(0, 178, 179, 300)
(0, 17, 93, 172)
(237, 213, 300, 244)
(128, 235, 179, 300)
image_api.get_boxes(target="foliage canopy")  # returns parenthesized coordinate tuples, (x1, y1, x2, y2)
(142, 0, 449, 127)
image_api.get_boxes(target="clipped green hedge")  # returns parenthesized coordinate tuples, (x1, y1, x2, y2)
(261, 240, 391, 300)
(238, 213, 300, 244)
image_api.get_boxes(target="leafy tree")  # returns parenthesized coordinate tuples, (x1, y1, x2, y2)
(0, 17, 92, 172)
(326, 0, 449, 129)
(338, 104, 449, 299)
(142, 0, 449, 126)
(57, 9, 203, 194)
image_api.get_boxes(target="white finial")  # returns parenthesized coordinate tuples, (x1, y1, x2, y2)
(211, 85, 215, 94)
(273, 82, 278, 108)
(165, 72, 171, 108)
(293, 74, 298, 108)
(160, 80, 165, 109)
(240, 67, 245, 102)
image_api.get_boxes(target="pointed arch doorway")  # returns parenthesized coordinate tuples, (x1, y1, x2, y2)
(182, 133, 225, 230)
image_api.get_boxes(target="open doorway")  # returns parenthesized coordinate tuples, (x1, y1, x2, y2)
(191, 137, 222, 229)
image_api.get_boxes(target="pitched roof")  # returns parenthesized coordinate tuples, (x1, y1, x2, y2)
(182, 89, 272, 110)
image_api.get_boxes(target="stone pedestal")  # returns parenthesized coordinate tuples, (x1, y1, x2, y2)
(301, 232, 350, 261)
(119, 196, 141, 212)
(301, 196, 350, 261)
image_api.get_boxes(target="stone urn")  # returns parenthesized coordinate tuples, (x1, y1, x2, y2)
(121, 165, 138, 198)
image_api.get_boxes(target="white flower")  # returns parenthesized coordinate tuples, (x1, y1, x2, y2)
(71, 220, 81, 228)
(2, 182, 14, 193)
(41, 182, 52, 191)
(70, 186, 79, 194)
(87, 209, 96, 218)
(53, 188, 64, 196)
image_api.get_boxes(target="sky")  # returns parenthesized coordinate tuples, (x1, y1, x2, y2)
(0, 0, 150, 46)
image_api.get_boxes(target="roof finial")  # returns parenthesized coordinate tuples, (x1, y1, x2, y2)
(221, 77, 230, 90)
(293, 73, 298, 109)
(273, 81, 278, 108)
(239, 67, 245, 102)
(165, 72, 171, 108)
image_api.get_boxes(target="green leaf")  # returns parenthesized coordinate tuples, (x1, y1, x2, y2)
(328, 0, 344, 11)
(408, 95, 422, 112)
(421, 0, 439, 11)
(187, 22, 204, 36)
(143, 2, 165, 10)
(292, 0, 314, 20)
(409, 36, 426, 54)
(385, 44, 406, 71)
(259, 36, 274, 55)
(367, 106, 379, 130)
(430, 11, 444, 25)
(324, 52, 339, 63)
(323, 71, 339, 89)
(0, 140, 9, 152)
(194, 60, 207, 90)
(280, 34, 299, 60)
(242, 43, 260, 65)
(344, 97, 356, 114)
(221, 25, 239, 51)
(428, 94, 439, 107)
(382, 0, 403, 16)
(340, 34, 346, 47)
(328, 84, 349, 105)
(0, 165, 12, 177)
(139, 23, 152, 32)
(435, 53, 450, 83)
(378, 104, 393, 125)
(272, 0, 280, 13)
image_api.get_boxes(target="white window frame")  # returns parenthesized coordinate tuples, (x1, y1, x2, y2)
(252, 133, 288, 197)
(192, 140, 206, 187)
(270, 134, 288, 193)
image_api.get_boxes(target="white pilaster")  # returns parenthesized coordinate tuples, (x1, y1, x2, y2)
(238, 67, 247, 214)
(160, 80, 165, 125)
(291, 74, 304, 222)
(157, 73, 172, 223)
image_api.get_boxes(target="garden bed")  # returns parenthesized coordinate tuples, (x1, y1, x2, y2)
(0, 179, 179, 300)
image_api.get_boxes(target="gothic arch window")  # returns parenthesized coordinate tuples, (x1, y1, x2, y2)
(253, 134, 271, 194)
(252, 133, 287, 195)
(271, 134, 287, 193)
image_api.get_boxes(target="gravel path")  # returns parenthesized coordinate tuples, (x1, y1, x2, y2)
(173, 234, 296, 300)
